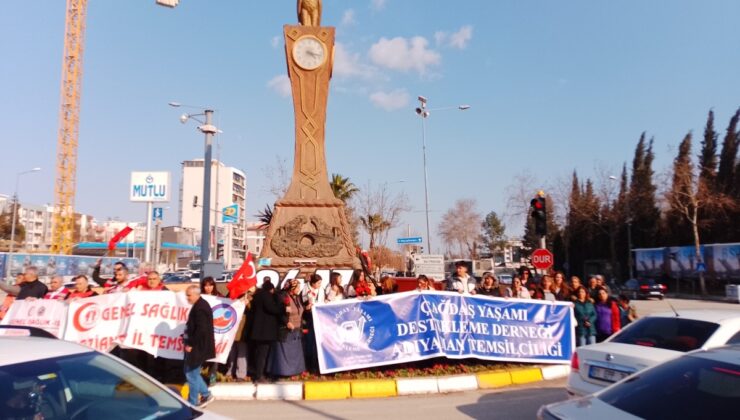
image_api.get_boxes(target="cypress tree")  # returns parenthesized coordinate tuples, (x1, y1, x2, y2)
(699, 110, 718, 186)
(717, 108, 739, 195)
(667, 133, 694, 245)
(629, 135, 660, 248)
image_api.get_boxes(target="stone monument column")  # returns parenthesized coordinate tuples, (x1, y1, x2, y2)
(260, 15, 359, 272)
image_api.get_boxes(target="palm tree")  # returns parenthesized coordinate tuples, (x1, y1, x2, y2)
(330, 173, 359, 202)
(360, 213, 391, 249)
(255, 204, 273, 228)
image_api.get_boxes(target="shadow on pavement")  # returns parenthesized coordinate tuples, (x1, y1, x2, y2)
(457, 387, 568, 419)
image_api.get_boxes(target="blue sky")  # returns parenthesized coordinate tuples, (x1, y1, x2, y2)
(1, 1, 739, 251)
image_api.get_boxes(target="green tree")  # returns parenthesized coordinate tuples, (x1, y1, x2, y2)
(330, 173, 359, 202)
(665, 133, 694, 246)
(699, 110, 718, 187)
(360, 213, 390, 250)
(716, 108, 739, 195)
(480, 211, 507, 257)
(629, 133, 660, 248)
(0, 204, 25, 243)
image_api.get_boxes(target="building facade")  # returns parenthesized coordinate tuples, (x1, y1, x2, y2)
(179, 159, 247, 269)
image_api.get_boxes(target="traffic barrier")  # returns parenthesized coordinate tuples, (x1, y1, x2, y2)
(476, 371, 512, 389)
(436, 375, 479, 393)
(350, 380, 397, 398)
(510, 368, 544, 384)
(304, 381, 351, 400)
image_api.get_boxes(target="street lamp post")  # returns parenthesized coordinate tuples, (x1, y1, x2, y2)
(170, 103, 220, 280)
(415, 96, 470, 254)
(9, 168, 41, 255)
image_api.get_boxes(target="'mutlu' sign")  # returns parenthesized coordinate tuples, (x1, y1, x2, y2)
(130, 172, 170, 202)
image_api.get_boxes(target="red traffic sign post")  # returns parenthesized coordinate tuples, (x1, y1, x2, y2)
(532, 248, 554, 270)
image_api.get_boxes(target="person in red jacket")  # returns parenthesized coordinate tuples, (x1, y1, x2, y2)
(594, 287, 621, 342)
(66, 275, 98, 300)
(44, 276, 70, 300)
(129, 271, 168, 291)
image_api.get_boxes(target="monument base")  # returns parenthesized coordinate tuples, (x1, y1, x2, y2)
(260, 197, 359, 273)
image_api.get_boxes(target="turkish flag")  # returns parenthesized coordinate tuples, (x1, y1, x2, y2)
(108, 227, 133, 251)
(227, 252, 257, 299)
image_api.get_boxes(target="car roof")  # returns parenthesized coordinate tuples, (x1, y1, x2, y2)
(646, 309, 740, 324)
(0, 336, 93, 365)
(687, 344, 740, 364)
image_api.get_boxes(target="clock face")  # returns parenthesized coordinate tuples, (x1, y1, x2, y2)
(292, 36, 326, 70)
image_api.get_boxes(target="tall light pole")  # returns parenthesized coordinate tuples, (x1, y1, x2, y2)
(170, 102, 220, 279)
(9, 168, 42, 255)
(415, 96, 470, 254)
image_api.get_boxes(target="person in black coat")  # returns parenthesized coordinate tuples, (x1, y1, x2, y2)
(183, 285, 215, 407)
(247, 281, 282, 383)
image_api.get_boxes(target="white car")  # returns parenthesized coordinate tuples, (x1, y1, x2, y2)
(539, 344, 740, 419)
(0, 326, 230, 420)
(567, 309, 740, 397)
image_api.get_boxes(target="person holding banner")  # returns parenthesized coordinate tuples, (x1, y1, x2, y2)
(416, 275, 433, 291)
(324, 272, 345, 302)
(0, 267, 47, 300)
(92, 259, 126, 285)
(476, 272, 502, 297)
(270, 280, 306, 378)
(92, 262, 131, 293)
(448, 261, 477, 295)
(505, 276, 531, 299)
(183, 285, 216, 407)
(43, 276, 70, 300)
(345, 269, 376, 299)
(302, 274, 323, 372)
(66, 275, 97, 299)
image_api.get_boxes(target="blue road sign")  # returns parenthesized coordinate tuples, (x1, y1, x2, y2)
(696, 262, 706, 273)
(222, 204, 239, 224)
(397, 237, 423, 244)
(152, 207, 163, 221)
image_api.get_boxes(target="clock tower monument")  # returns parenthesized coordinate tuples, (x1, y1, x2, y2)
(260, 2, 359, 272)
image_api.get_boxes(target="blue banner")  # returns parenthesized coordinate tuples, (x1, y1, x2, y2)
(313, 291, 574, 373)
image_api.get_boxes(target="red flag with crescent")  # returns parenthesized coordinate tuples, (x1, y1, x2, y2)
(227, 252, 257, 299)
(108, 227, 133, 251)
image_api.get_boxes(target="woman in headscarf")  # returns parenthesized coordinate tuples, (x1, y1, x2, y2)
(269, 279, 306, 378)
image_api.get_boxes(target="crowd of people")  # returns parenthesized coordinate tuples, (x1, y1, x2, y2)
(0, 259, 638, 403)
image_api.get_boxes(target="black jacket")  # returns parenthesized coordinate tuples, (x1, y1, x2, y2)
(18, 280, 48, 300)
(183, 297, 215, 368)
(247, 289, 283, 342)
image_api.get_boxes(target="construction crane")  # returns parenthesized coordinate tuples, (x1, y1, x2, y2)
(50, 0, 88, 254)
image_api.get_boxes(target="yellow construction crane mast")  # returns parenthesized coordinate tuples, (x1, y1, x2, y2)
(50, 0, 88, 254)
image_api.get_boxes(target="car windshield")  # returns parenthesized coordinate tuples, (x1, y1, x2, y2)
(598, 353, 740, 419)
(0, 352, 195, 420)
(610, 317, 719, 352)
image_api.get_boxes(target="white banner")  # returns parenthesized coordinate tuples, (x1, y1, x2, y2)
(1, 299, 68, 338)
(3, 292, 243, 364)
(64, 293, 131, 352)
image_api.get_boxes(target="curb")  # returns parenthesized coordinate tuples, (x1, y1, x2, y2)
(210, 365, 570, 401)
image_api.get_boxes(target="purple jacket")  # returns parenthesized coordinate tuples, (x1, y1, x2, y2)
(595, 301, 615, 335)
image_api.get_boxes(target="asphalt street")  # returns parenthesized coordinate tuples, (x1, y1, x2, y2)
(206, 298, 737, 419)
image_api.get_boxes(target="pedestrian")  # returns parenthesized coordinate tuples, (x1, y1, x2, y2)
(247, 281, 282, 383)
(416, 274, 433, 291)
(553, 271, 571, 301)
(539, 275, 557, 301)
(183, 285, 216, 408)
(92, 263, 131, 293)
(617, 294, 638, 327)
(66, 275, 97, 300)
(447, 261, 477, 294)
(570, 276, 582, 296)
(270, 280, 306, 378)
(573, 286, 597, 346)
(345, 269, 376, 299)
(130, 271, 168, 291)
(91, 259, 126, 285)
(0, 267, 47, 300)
(476, 272, 502, 297)
(201, 277, 222, 297)
(594, 287, 621, 342)
(587, 276, 600, 301)
(302, 274, 322, 373)
(519, 267, 534, 289)
(44, 275, 70, 300)
(596, 274, 612, 296)
(324, 272, 345, 302)
(379, 275, 398, 295)
(505, 276, 531, 299)
(227, 290, 252, 382)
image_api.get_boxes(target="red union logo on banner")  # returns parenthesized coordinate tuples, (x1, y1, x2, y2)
(532, 249, 554, 270)
(73, 302, 101, 332)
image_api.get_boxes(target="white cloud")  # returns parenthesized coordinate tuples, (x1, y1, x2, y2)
(368, 36, 441, 74)
(369, 89, 410, 111)
(370, 0, 387, 11)
(449, 25, 473, 49)
(341, 9, 356, 26)
(271, 36, 281, 49)
(334, 42, 376, 79)
(267, 75, 291, 97)
(434, 25, 473, 49)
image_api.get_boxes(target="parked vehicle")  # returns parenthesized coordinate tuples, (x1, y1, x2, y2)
(566, 309, 740, 397)
(0, 326, 229, 419)
(620, 278, 667, 300)
(540, 344, 740, 419)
